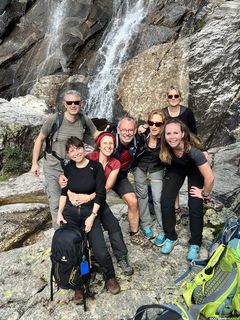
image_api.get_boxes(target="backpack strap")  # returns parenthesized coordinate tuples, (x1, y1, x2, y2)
(44, 111, 92, 165)
(50, 266, 54, 301)
(44, 111, 64, 156)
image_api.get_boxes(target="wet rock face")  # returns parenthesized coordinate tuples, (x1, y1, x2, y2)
(0, 0, 34, 39)
(118, 0, 240, 148)
(0, 0, 111, 98)
(188, 2, 240, 148)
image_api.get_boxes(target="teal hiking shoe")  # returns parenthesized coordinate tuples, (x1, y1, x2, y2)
(161, 238, 178, 254)
(153, 233, 165, 247)
(143, 226, 154, 239)
(187, 245, 200, 261)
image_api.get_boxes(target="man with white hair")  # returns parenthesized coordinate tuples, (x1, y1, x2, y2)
(31, 90, 99, 229)
(108, 117, 148, 245)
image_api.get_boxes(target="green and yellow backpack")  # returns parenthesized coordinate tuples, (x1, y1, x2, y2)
(180, 217, 240, 319)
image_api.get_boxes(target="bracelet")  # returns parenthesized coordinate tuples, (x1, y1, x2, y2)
(201, 190, 210, 198)
(91, 212, 97, 217)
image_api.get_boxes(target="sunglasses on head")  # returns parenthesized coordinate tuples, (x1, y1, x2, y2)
(168, 94, 179, 99)
(65, 100, 81, 105)
(148, 120, 164, 127)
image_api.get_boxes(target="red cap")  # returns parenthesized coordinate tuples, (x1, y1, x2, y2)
(96, 132, 116, 147)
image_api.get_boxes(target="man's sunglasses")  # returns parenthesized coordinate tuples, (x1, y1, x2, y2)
(65, 100, 81, 105)
(168, 94, 179, 99)
(148, 121, 164, 127)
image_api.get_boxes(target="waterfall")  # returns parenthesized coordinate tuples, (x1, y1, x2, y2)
(36, 0, 68, 79)
(86, 0, 157, 120)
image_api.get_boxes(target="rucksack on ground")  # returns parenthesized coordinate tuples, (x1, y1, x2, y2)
(179, 217, 240, 319)
(133, 303, 195, 320)
(131, 218, 240, 320)
(50, 225, 93, 311)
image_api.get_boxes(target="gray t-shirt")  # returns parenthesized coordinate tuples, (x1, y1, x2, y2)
(171, 146, 207, 169)
(41, 113, 96, 169)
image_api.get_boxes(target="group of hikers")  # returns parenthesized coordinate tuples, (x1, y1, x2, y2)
(31, 86, 215, 304)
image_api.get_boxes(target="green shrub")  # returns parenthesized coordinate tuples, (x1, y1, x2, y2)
(1, 146, 32, 175)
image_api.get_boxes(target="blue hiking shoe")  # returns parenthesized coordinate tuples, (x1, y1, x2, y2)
(153, 233, 165, 247)
(187, 245, 200, 261)
(143, 226, 154, 239)
(161, 238, 178, 254)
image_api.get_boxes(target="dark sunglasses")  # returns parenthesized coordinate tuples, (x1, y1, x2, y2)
(65, 100, 81, 105)
(168, 94, 179, 99)
(148, 121, 164, 127)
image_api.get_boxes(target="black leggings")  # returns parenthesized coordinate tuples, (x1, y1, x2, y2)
(161, 166, 204, 246)
(63, 204, 115, 280)
(99, 202, 128, 261)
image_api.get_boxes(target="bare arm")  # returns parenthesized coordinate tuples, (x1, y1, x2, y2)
(57, 195, 67, 225)
(31, 131, 47, 176)
(84, 203, 100, 233)
(93, 129, 101, 141)
(190, 162, 215, 199)
(67, 190, 96, 206)
(105, 168, 120, 192)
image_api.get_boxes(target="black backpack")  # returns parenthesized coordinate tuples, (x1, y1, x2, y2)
(50, 225, 92, 311)
(133, 303, 194, 320)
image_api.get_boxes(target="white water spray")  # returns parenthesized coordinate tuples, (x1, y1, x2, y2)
(37, 0, 68, 79)
(86, 0, 157, 120)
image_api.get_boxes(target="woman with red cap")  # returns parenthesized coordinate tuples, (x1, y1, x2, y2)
(59, 133, 133, 277)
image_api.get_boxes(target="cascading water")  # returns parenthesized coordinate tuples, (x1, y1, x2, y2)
(36, 0, 68, 79)
(86, 0, 157, 120)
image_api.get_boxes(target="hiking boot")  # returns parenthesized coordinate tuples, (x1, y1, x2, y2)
(153, 233, 165, 247)
(130, 231, 153, 247)
(161, 238, 178, 255)
(187, 245, 200, 261)
(118, 257, 134, 276)
(106, 277, 120, 295)
(143, 226, 154, 239)
(73, 289, 83, 305)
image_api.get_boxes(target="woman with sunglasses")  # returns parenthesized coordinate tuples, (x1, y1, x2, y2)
(162, 86, 198, 221)
(133, 109, 166, 246)
(159, 119, 214, 260)
(163, 86, 197, 135)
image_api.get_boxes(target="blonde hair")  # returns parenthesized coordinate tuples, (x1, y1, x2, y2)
(147, 109, 166, 122)
(160, 119, 203, 164)
(166, 85, 182, 99)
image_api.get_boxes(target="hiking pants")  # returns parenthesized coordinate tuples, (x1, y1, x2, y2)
(133, 167, 164, 231)
(43, 164, 62, 230)
(100, 202, 128, 261)
(161, 166, 204, 246)
(63, 204, 115, 280)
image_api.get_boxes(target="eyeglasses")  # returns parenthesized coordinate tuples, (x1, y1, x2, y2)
(65, 100, 81, 105)
(119, 128, 135, 134)
(148, 121, 164, 127)
(168, 94, 179, 99)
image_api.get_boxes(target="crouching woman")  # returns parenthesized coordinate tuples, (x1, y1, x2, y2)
(57, 137, 120, 304)
(159, 119, 214, 260)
